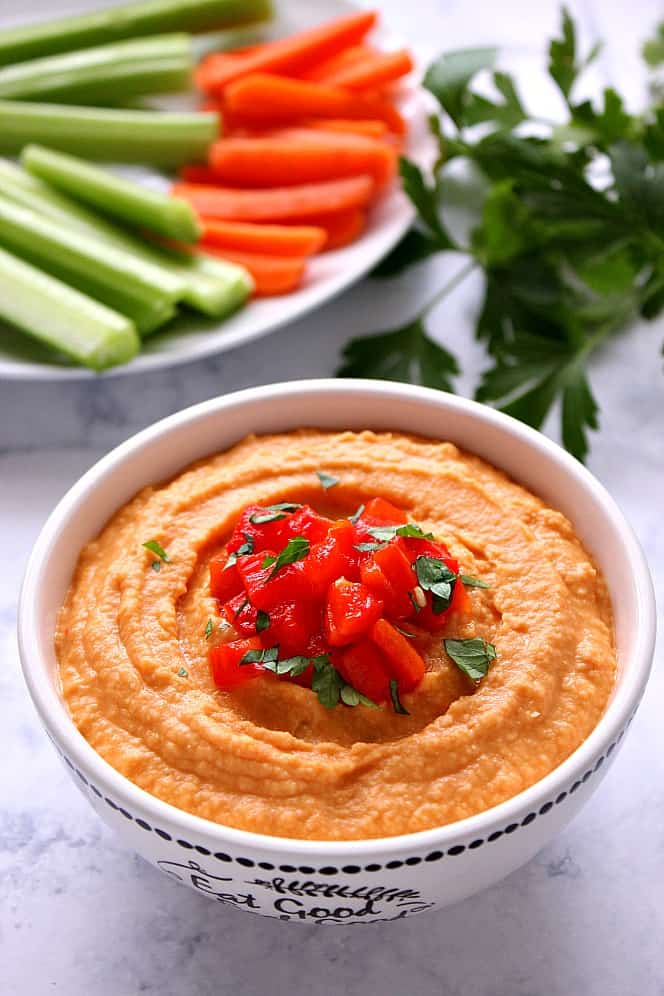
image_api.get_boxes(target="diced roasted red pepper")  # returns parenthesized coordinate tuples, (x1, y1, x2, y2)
(227, 503, 332, 556)
(373, 542, 416, 593)
(362, 497, 408, 525)
(370, 618, 426, 692)
(301, 519, 360, 598)
(324, 578, 383, 647)
(336, 639, 392, 703)
(238, 551, 315, 610)
(209, 551, 243, 603)
(210, 636, 264, 689)
(263, 600, 321, 657)
(360, 555, 413, 619)
(223, 592, 258, 636)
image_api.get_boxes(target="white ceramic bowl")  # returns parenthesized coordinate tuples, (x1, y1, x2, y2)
(18, 380, 656, 925)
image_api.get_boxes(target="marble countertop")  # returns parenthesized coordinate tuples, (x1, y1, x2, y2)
(1, 0, 662, 993)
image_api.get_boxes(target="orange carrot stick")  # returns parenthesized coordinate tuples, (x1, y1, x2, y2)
(206, 132, 396, 186)
(305, 118, 389, 138)
(196, 10, 378, 92)
(172, 174, 375, 221)
(322, 49, 414, 89)
(199, 245, 307, 295)
(300, 44, 375, 81)
(223, 73, 406, 133)
(199, 218, 327, 255)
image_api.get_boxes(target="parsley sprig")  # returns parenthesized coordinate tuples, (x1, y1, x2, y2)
(337, 7, 664, 461)
(239, 647, 379, 710)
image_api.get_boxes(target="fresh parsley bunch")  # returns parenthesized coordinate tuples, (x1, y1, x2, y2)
(338, 8, 664, 461)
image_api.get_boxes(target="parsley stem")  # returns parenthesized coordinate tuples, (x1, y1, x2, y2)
(420, 259, 477, 318)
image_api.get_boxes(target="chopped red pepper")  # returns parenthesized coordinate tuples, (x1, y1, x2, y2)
(336, 639, 392, 702)
(209, 551, 243, 603)
(209, 636, 264, 689)
(263, 600, 320, 656)
(324, 578, 383, 646)
(370, 618, 426, 692)
(362, 496, 408, 525)
(208, 497, 487, 709)
(360, 556, 413, 619)
(223, 592, 258, 636)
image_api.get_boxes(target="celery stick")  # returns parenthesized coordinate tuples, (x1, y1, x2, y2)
(23, 143, 201, 242)
(0, 159, 251, 318)
(0, 245, 139, 370)
(0, 0, 273, 67)
(0, 193, 185, 308)
(0, 101, 218, 165)
(0, 34, 193, 104)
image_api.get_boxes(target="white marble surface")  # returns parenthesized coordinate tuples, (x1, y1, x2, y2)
(1, 0, 663, 993)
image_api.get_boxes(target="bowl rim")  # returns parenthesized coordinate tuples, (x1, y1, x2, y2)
(17, 378, 657, 857)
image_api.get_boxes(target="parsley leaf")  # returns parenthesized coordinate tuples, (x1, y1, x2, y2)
(142, 540, 169, 563)
(226, 533, 254, 569)
(266, 536, 310, 580)
(444, 637, 496, 681)
(354, 542, 386, 553)
(415, 555, 457, 613)
(256, 610, 270, 634)
(548, 5, 601, 105)
(249, 502, 302, 525)
(177, 666, 188, 677)
(460, 574, 490, 589)
(368, 522, 434, 542)
(205, 618, 214, 640)
(337, 7, 664, 463)
(389, 679, 410, 715)
(240, 646, 279, 667)
(311, 655, 345, 708)
(316, 471, 339, 490)
(338, 317, 460, 392)
(340, 685, 379, 709)
(349, 504, 365, 524)
(423, 46, 497, 127)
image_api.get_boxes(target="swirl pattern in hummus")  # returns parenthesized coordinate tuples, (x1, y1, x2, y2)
(56, 431, 616, 840)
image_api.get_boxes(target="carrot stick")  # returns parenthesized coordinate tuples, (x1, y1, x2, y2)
(301, 207, 366, 249)
(305, 118, 388, 138)
(300, 44, 375, 81)
(199, 244, 306, 295)
(223, 73, 406, 133)
(196, 10, 378, 92)
(199, 218, 327, 255)
(206, 132, 396, 186)
(171, 174, 375, 221)
(322, 49, 414, 89)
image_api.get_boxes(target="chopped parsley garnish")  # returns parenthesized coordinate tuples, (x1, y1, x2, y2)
(142, 540, 169, 567)
(265, 535, 310, 580)
(249, 502, 302, 525)
(415, 555, 458, 613)
(460, 574, 491, 589)
(444, 637, 497, 681)
(240, 646, 279, 667)
(235, 597, 250, 617)
(354, 542, 385, 553)
(389, 679, 410, 715)
(316, 471, 340, 490)
(177, 666, 188, 678)
(256, 610, 270, 634)
(226, 533, 254, 569)
(204, 617, 214, 640)
(349, 504, 365, 523)
(262, 554, 276, 568)
(239, 647, 378, 709)
(368, 522, 435, 542)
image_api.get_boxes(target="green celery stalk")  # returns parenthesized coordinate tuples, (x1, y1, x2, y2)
(0, 244, 139, 370)
(23, 143, 201, 242)
(0, 193, 185, 310)
(0, 101, 218, 165)
(0, 0, 273, 67)
(0, 34, 193, 104)
(0, 159, 251, 319)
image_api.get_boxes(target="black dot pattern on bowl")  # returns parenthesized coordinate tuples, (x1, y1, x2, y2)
(55, 722, 629, 874)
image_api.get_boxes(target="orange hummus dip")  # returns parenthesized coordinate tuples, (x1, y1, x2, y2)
(55, 430, 616, 840)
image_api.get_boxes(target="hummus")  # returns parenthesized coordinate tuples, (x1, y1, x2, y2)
(56, 430, 616, 840)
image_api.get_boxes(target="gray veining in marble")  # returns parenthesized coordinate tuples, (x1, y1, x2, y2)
(1, 1, 663, 993)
